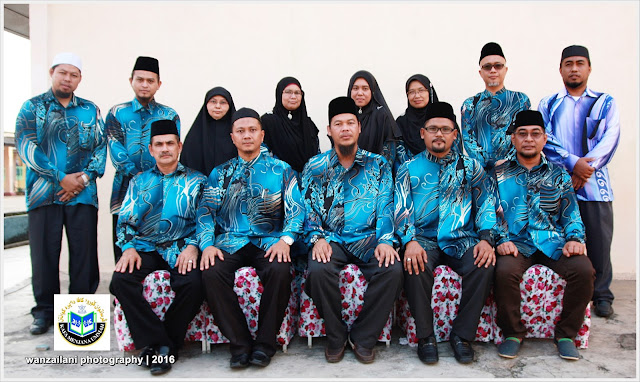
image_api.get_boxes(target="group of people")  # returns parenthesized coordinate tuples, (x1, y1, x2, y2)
(15, 41, 620, 375)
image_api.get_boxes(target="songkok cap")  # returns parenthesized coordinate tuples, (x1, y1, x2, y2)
(479, 42, 505, 64)
(424, 102, 457, 125)
(328, 96, 359, 124)
(150, 119, 179, 139)
(507, 110, 545, 135)
(561, 45, 590, 64)
(231, 107, 261, 125)
(133, 56, 160, 75)
(51, 52, 82, 72)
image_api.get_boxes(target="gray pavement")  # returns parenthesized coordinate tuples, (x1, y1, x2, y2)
(1, 242, 638, 381)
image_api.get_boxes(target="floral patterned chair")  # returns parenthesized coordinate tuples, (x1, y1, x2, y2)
(113, 266, 299, 353)
(298, 264, 394, 347)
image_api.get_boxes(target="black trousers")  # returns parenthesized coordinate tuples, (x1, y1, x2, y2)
(201, 243, 292, 357)
(403, 246, 494, 342)
(578, 201, 614, 303)
(112, 214, 123, 263)
(109, 251, 203, 350)
(305, 243, 404, 349)
(494, 251, 594, 339)
(28, 204, 99, 320)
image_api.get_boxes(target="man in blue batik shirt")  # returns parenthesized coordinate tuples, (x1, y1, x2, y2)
(109, 120, 205, 376)
(106, 56, 180, 263)
(461, 42, 531, 171)
(539, 45, 620, 318)
(394, 102, 496, 365)
(302, 97, 403, 364)
(197, 108, 304, 369)
(15, 52, 106, 336)
(493, 110, 594, 361)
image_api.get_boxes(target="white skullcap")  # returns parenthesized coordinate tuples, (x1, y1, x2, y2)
(51, 52, 82, 72)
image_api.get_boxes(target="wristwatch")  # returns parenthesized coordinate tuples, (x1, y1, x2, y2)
(280, 236, 294, 246)
(310, 235, 324, 245)
(81, 173, 90, 187)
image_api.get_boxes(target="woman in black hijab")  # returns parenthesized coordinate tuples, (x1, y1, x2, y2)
(347, 70, 401, 162)
(180, 87, 236, 176)
(262, 77, 319, 174)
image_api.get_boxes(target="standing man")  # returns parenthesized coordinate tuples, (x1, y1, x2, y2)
(493, 110, 595, 360)
(461, 42, 531, 170)
(302, 97, 403, 364)
(106, 56, 180, 263)
(539, 45, 620, 318)
(395, 101, 497, 365)
(197, 108, 304, 369)
(109, 120, 205, 376)
(15, 52, 106, 335)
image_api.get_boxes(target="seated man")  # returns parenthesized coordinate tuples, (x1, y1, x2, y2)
(301, 96, 403, 364)
(197, 108, 304, 369)
(394, 102, 497, 365)
(493, 110, 595, 361)
(109, 119, 205, 376)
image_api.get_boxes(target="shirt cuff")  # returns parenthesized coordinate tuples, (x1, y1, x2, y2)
(566, 236, 585, 244)
(566, 155, 581, 173)
(478, 230, 495, 247)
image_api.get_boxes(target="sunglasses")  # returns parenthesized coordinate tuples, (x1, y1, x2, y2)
(481, 63, 505, 71)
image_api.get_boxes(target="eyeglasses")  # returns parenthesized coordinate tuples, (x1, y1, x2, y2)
(283, 89, 302, 96)
(481, 63, 505, 71)
(407, 88, 428, 97)
(424, 126, 455, 134)
(514, 130, 544, 139)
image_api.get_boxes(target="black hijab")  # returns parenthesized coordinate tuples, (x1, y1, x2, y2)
(180, 87, 236, 176)
(396, 74, 440, 155)
(262, 77, 319, 173)
(347, 70, 400, 154)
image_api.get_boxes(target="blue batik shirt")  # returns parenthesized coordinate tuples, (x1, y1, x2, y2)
(539, 87, 620, 202)
(301, 148, 397, 262)
(117, 163, 206, 268)
(196, 151, 304, 255)
(461, 87, 531, 169)
(394, 150, 497, 259)
(15, 89, 107, 211)
(493, 153, 585, 260)
(106, 98, 180, 214)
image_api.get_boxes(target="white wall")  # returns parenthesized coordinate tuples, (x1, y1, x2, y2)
(26, 1, 638, 278)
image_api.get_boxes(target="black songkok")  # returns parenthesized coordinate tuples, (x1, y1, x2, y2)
(507, 110, 545, 135)
(133, 56, 160, 75)
(150, 119, 179, 139)
(328, 96, 358, 124)
(561, 45, 590, 64)
(479, 42, 505, 63)
(424, 102, 457, 125)
(232, 107, 261, 125)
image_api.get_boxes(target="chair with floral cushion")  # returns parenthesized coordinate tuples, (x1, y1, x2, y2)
(297, 264, 394, 348)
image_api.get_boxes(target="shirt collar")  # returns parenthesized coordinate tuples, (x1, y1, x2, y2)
(507, 152, 549, 171)
(329, 147, 366, 170)
(559, 86, 597, 99)
(423, 149, 456, 166)
(152, 162, 186, 176)
(45, 88, 81, 107)
(482, 87, 507, 98)
(237, 151, 262, 168)
(132, 97, 157, 112)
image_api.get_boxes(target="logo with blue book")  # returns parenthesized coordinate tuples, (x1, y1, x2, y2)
(68, 305, 97, 337)
(54, 295, 109, 349)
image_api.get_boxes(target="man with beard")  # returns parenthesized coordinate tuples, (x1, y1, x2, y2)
(394, 102, 497, 365)
(492, 110, 594, 360)
(15, 53, 107, 335)
(301, 97, 403, 364)
(539, 45, 620, 318)
(106, 56, 180, 263)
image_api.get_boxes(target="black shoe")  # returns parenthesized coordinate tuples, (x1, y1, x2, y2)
(249, 350, 271, 367)
(139, 346, 155, 368)
(29, 318, 52, 335)
(149, 346, 172, 375)
(417, 336, 439, 364)
(230, 353, 250, 369)
(594, 300, 614, 318)
(450, 335, 474, 364)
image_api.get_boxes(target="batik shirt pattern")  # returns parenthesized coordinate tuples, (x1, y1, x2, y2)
(493, 154, 585, 260)
(461, 88, 530, 169)
(106, 98, 180, 214)
(301, 148, 396, 262)
(394, 150, 497, 258)
(15, 89, 106, 210)
(539, 87, 620, 202)
(197, 152, 304, 255)
(117, 163, 206, 268)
